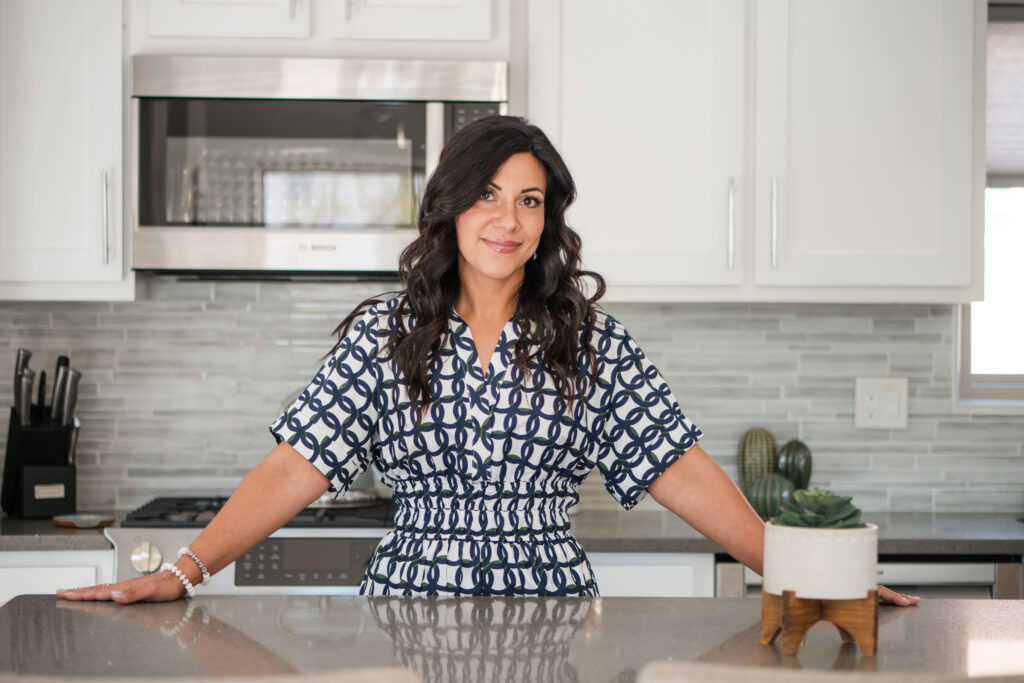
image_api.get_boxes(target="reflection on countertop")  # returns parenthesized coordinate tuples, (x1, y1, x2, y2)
(1, 595, 1023, 682)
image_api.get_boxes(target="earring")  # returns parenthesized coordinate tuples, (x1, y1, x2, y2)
(532, 252, 538, 261)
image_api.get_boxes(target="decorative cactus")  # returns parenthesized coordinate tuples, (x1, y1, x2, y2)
(747, 473, 795, 520)
(775, 488, 864, 528)
(777, 439, 812, 490)
(738, 427, 778, 494)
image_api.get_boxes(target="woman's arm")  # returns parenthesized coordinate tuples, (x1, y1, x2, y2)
(58, 441, 330, 603)
(647, 443, 765, 574)
(647, 444, 919, 606)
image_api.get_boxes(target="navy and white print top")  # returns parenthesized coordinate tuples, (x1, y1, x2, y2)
(269, 295, 703, 596)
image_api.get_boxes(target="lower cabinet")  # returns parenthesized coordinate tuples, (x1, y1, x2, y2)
(0, 550, 114, 606)
(588, 552, 715, 598)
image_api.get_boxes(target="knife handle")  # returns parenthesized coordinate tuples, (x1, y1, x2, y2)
(18, 368, 34, 427)
(52, 365, 69, 423)
(61, 369, 82, 428)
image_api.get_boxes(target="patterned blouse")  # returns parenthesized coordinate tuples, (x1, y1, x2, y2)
(269, 295, 702, 596)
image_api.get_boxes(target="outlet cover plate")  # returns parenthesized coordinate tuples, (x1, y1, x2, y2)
(855, 378, 908, 429)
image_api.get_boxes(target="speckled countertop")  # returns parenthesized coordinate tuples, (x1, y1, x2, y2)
(1, 595, 1023, 682)
(2, 509, 1023, 555)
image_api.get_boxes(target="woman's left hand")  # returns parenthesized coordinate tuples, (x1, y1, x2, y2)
(879, 584, 919, 606)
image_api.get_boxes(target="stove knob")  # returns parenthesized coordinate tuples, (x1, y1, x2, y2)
(130, 542, 162, 574)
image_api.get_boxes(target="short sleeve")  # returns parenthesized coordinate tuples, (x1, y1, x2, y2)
(269, 306, 383, 493)
(588, 316, 703, 510)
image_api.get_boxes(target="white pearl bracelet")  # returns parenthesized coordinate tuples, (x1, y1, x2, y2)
(178, 547, 211, 585)
(161, 562, 196, 598)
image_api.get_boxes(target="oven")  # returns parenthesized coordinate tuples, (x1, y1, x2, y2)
(129, 55, 508, 275)
(104, 497, 397, 595)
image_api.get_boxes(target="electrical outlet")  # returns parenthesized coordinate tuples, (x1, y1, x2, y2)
(855, 378, 908, 429)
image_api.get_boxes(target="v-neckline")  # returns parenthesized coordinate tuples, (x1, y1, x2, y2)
(451, 310, 515, 379)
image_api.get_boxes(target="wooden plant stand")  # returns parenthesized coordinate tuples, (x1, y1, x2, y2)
(760, 589, 878, 656)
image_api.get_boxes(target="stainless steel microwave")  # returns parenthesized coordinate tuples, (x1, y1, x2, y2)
(129, 56, 508, 275)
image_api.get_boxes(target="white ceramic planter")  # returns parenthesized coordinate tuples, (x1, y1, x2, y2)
(763, 521, 878, 600)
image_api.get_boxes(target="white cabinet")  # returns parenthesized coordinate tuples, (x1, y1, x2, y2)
(0, 0, 133, 301)
(556, 0, 745, 288)
(527, 0, 984, 303)
(330, 0, 492, 42)
(144, 0, 491, 42)
(0, 550, 114, 606)
(753, 0, 976, 290)
(146, 0, 311, 39)
(588, 552, 714, 597)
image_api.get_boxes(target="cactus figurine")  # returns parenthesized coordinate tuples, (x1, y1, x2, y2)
(775, 488, 864, 528)
(738, 427, 778, 494)
(777, 439, 812, 490)
(747, 473, 795, 520)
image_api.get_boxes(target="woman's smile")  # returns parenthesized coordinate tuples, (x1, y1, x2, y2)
(481, 237, 523, 253)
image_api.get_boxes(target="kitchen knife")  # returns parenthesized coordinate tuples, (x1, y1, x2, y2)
(36, 370, 46, 422)
(13, 348, 31, 417)
(60, 368, 82, 428)
(18, 368, 34, 427)
(68, 415, 81, 466)
(51, 364, 69, 423)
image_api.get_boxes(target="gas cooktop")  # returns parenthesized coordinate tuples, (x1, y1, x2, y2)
(121, 496, 397, 529)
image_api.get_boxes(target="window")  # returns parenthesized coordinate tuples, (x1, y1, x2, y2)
(958, 7, 1024, 403)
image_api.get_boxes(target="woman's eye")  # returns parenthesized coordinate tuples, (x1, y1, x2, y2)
(522, 196, 542, 208)
(479, 190, 494, 201)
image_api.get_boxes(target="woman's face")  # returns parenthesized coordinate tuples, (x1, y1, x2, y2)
(455, 152, 547, 293)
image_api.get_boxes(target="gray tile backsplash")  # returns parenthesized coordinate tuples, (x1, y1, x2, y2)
(1, 278, 1022, 513)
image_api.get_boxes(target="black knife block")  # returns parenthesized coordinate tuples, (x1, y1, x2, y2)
(1, 407, 76, 518)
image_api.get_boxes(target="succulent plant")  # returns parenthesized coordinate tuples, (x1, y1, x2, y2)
(774, 487, 864, 528)
(738, 427, 777, 494)
(777, 439, 812, 490)
(747, 472, 795, 520)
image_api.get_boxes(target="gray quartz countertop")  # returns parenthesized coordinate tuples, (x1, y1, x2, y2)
(1, 594, 1023, 682)
(0, 513, 117, 552)
(2, 509, 1023, 555)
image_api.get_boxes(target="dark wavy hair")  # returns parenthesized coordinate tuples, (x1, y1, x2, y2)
(329, 115, 606, 412)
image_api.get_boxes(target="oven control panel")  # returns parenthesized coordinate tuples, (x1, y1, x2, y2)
(235, 537, 381, 586)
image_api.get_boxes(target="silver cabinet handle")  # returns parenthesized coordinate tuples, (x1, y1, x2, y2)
(289, 0, 297, 20)
(101, 171, 110, 266)
(727, 178, 736, 270)
(345, 0, 352, 20)
(770, 176, 779, 270)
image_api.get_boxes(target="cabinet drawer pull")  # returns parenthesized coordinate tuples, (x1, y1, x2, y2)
(101, 171, 110, 266)
(727, 178, 736, 270)
(770, 177, 779, 269)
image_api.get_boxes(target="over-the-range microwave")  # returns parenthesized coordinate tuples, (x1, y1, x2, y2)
(129, 55, 508, 276)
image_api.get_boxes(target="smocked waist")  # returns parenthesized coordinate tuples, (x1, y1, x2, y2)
(391, 503, 574, 541)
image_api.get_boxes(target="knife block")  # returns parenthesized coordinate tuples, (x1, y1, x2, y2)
(1, 407, 76, 518)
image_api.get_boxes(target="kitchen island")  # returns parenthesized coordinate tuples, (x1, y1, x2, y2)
(1, 595, 1023, 682)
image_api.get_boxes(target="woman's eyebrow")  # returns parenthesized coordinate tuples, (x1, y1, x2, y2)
(487, 181, 544, 195)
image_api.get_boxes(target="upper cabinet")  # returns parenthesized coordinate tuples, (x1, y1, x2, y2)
(528, 0, 984, 303)
(330, 0, 491, 42)
(0, 0, 133, 301)
(146, 0, 312, 39)
(137, 0, 501, 54)
(555, 0, 746, 288)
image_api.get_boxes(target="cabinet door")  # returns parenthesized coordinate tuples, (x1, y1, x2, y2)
(754, 0, 976, 287)
(146, 0, 311, 38)
(0, 550, 114, 606)
(330, 0, 491, 42)
(587, 553, 715, 597)
(555, 0, 745, 287)
(0, 0, 124, 284)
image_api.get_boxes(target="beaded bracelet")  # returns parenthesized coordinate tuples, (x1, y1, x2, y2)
(161, 562, 196, 598)
(178, 547, 212, 585)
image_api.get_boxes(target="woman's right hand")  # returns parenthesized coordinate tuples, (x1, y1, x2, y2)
(57, 569, 187, 603)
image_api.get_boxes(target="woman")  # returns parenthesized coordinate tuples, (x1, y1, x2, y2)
(59, 116, 917, 604)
